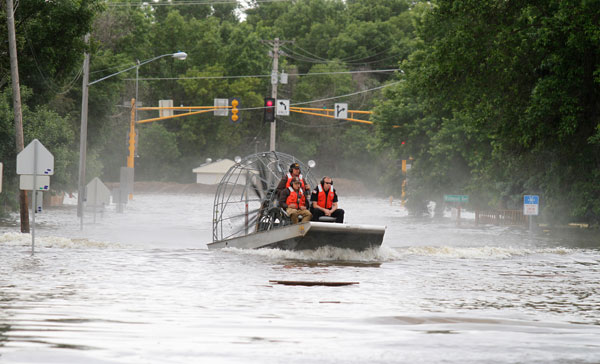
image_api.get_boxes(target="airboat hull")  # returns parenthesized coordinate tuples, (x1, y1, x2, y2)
(207, 222, 385, 251)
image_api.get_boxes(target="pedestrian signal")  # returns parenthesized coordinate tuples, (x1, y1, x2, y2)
(264, 97, 275, 123)
(230, 98, 241, 123)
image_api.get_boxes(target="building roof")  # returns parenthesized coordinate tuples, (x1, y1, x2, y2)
(192, 159, 235, 174)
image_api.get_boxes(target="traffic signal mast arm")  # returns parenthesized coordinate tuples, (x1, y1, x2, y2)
(135, 104, 229, 124)
(133, 102, 398, 128)
(290, 107, 373, 125)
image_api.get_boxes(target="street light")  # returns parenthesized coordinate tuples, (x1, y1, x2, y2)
(78, 51, 187, 228)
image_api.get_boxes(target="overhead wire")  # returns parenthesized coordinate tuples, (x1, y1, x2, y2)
(24, 30, 83, 95)
(129, 68, 402, 81)
(278, 117, 350, 128)
(283, 44, 328, 62)
(336, 44, 392, 62)
(106, 0, 292, 7)
(281, 43, 402, 65)
(290, 81, 401, 107)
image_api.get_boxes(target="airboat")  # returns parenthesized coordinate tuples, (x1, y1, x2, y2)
(207, 151, 386, 251)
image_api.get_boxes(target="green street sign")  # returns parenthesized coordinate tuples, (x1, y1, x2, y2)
(444, 194, 469, 203)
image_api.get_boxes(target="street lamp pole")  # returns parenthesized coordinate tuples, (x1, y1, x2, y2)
(77, 51, 187, 228)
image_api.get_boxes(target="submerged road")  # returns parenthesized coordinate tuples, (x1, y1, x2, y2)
(1, 194, 599, 363)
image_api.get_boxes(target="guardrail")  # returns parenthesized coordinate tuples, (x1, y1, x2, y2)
(475, 210, 527, 226)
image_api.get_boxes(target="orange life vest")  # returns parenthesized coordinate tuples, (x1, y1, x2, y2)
(286, 186, 306, 209)
(317, 184, 335, 209)
(285, 172, 306, 190)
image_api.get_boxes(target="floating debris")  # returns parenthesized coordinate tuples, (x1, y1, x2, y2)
(269, 280, 359, 286)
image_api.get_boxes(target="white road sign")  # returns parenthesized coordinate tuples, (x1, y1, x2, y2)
(86, 177, 111, 206)
(20, 175, 50, 191)
(17, 139, 54, 175)
(334, 103, 348, 119)
(523, 195, 539, 216)
(159, 99, 173, 117)
(280, 72, 288, 84)
(277, 99, 290, 116)
(214, 98, 229, 116)
(271, 71, 278, 85)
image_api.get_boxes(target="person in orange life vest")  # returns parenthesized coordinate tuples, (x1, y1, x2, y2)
(278, 177, 312, 224)
(310, 176, 344, 223)
(276, 162, 310, 198)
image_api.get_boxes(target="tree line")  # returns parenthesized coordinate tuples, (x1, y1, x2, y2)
(1, 0, 598, 224)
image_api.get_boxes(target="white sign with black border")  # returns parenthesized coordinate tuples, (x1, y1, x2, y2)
(277, 99, 290, 116)
(334, 103, 348, 119)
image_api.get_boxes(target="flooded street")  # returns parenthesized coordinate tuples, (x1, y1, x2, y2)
(1, 194, 599, 363)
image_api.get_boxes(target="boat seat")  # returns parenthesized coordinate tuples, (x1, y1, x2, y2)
(318, 216, 337, 223)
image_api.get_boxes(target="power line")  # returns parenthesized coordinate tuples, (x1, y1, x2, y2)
(106, 0, 291, 7)
(279, 117, 350, 128)
(280, 44, 402, 66)
(230, 81, 402, 111)
(290, 81, 402, 107)
(128, 68, 402, 81)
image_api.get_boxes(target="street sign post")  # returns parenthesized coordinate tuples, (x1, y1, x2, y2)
(31, 191, 43, 214)
(523, 195, 539, 215)
(213, 98, 229, 116)
(444, 195, 469, 225)
(17, 139, 54, 175)
(19, 175, 50, 191)
(444, 195, 469, 203)
(0, 162, 3, 193)
(16, 139, 54, 255)
(277, 99, 290, 116)
(334, 103, 348, 119)
(523, 195, 539, 234)
(86, 177, 111, 223)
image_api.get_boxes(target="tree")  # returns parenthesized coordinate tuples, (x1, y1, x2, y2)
(375, 0, 600, 223)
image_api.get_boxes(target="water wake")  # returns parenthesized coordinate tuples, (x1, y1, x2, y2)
(0, 232, 114, 249)
(222, 244, 577, 262)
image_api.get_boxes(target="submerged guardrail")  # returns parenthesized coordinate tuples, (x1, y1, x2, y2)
(475, 209, 528, 226)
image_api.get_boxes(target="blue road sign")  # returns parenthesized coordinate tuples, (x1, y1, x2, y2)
(524, 195, 539, 205)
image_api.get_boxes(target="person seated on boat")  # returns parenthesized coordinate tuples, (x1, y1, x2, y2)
(279, 177, 312, 224)
(276, 162, 310, 198)
(310, 176, 344, 223)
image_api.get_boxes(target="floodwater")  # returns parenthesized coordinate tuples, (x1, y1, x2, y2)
(1, 194, 599, 364)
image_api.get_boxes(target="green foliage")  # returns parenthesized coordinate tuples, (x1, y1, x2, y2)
(0, 0, 104, 105)
(0, 86, 82, 211)
(375, 0, 600, 223)
(136, 123, 181, 180)
(2, 0, 598, 224)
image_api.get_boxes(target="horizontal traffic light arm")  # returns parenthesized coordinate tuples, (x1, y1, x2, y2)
(290, 107, 372, 115)
(136, 108, 216, 124)
(137, 105, 230, 111)
(290, 108, 374, 125)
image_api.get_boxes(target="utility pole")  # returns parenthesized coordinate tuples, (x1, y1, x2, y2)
(269, 38, 280, 152)
(77, 34, 90, 229)
(5, 0, 30, 233)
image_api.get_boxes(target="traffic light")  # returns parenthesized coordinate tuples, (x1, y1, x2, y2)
(230, 98, 241, 123)
(264, 97, 275, 122)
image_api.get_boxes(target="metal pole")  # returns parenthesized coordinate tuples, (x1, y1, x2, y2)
(78, 34, 90, 230)
(32, 141, 37, 255)
(93, 182, 97, 224)
(269, 38, 279, 152)
(529, 215, 534, 236)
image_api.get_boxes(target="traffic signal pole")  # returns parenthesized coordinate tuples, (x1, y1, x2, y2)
(269, 38, 279, 152)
